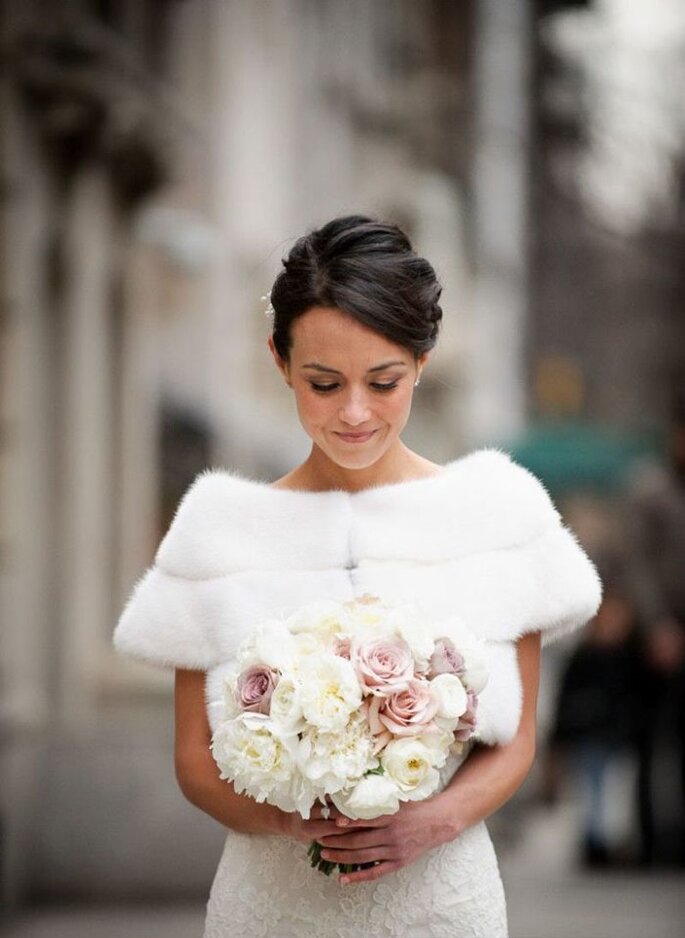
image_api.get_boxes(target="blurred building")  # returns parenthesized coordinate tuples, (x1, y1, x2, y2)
(531, 0, 685, 434)
(2, 0, 537, 907)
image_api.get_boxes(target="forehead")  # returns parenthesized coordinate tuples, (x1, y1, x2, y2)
(290, 307, 412, 365)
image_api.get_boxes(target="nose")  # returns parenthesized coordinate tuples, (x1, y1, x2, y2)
(339, 385, 372, 426)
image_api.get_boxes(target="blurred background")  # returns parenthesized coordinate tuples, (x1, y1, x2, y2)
(1, 0, 684, 935)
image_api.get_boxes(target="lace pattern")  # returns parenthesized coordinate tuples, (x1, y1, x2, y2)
(203, 745, 508, 938)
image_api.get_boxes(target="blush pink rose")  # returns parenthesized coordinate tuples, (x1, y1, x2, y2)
(428, 636, 466, 679)
(367, 678, 439, 738)
(454, 689, 478, 741)
(236, 664, 279, 714)
(352, 636, 415, 697)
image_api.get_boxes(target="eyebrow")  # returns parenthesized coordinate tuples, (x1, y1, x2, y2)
(301, 360, 409, 375)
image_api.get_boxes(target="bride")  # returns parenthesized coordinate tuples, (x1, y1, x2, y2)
(114, 214, 602, 937)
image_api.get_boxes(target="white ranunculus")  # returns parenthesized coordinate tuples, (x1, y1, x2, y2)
(296, 653, 362, 733)
(330, 773, 401, 820)
(381, 737, 441, 801)
(430, 672, 468, 720)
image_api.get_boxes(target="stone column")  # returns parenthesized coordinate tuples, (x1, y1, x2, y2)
(58, 167, 117, 725)
(467, 0, 531, 447)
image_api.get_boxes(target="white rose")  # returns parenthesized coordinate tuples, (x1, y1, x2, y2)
(381, 737, 441, 801)
(269, 675, 306, 733)
(430, 672, 468, 720)
(415, 726, 453, 768)
(331, 773, 401, 820)
(296, 653, 362, 733)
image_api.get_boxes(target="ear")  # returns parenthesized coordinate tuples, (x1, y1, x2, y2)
(416, 351, 430, 378)
(267, 335, 290, 384)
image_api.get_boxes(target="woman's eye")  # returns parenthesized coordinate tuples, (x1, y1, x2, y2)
(309, 381, 399, 394)
(310, 383, 339, 393)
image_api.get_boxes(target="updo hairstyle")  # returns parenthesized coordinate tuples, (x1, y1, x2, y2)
(269, 214, 443, 363)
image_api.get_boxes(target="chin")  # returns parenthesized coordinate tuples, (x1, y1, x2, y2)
(320, 437, 396, 469)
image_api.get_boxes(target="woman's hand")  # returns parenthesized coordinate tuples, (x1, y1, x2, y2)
(280, 798, 352, 846)
(313, 794, 455, 884)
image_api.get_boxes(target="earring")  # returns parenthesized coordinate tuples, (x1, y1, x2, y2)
(414, 376, 421, 387)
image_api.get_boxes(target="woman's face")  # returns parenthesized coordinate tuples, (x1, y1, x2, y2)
(269, 306, 427, 471)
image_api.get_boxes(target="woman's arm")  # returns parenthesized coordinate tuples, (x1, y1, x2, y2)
(316, 630, 542, 884)
(434, 628, 541, 836)
(174, 669, 340, 842)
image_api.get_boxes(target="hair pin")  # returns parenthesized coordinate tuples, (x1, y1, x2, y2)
(261, 291, 275, 318)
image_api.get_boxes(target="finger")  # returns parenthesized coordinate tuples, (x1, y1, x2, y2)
(320, 845, 394, 866)
(339, 860, 401, 885)
(302, 819, 348, 839)
(334, 813, 393, 829)
(317, 828, 389, 850)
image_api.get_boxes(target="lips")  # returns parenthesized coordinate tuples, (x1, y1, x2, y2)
(336, 430, 377, 442)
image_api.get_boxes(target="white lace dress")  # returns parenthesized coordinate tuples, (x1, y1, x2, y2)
(113, 449, 601, 938)
(203, 743, 508, 938)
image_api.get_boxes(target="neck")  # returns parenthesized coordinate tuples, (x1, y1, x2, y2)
(298, 441, 432, 493)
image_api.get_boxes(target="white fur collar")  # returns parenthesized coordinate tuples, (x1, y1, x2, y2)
(155, 447, 566, 579)
(114, 447, 602, 744)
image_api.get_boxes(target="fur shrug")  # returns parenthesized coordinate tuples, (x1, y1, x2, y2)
(113, 447, 602, 745)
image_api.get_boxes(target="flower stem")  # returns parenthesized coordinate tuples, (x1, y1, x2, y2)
(307, 841, 377, 877)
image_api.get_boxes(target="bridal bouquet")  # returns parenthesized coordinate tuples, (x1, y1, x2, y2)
(209, 593, 488, 875)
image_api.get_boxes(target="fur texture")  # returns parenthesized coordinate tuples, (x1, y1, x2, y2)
(113, 447, 602, 745)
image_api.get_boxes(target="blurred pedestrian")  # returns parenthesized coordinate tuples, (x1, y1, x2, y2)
(624, 388, 685, 867)
(547, 563, 646, 867)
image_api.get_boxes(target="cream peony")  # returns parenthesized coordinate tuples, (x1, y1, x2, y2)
(210, 712, 297, 805)
(295, 653, 362, 732)
(297, 713, 377, 791)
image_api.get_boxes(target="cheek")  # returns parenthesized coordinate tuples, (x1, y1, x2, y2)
(294, 393, 331, 425)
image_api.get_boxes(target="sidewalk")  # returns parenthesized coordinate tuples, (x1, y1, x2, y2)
(500, 800, 684, 938)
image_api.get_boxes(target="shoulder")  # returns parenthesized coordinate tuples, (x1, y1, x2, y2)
(351, 447, 565, 564)
(154, 466, 347, 579)
(424, 447, 562, 544)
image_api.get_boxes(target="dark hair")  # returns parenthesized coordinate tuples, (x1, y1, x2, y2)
(269, 214, 443, 362)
